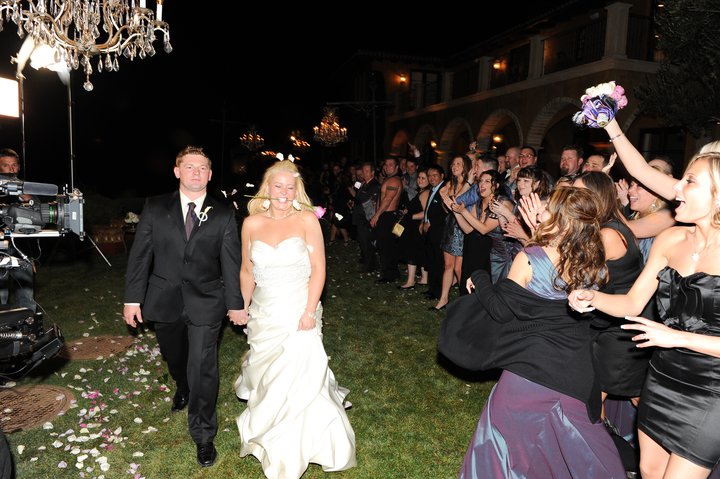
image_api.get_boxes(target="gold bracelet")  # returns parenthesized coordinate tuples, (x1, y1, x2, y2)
(608, 133, 624, 143)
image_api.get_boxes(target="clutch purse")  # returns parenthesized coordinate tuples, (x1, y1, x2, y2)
(391, 211, 406, 237)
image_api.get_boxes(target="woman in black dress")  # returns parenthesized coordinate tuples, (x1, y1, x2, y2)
(573, 171, 652, 408)
(398, 169, 430, 289)
(570, 115, 720, 479)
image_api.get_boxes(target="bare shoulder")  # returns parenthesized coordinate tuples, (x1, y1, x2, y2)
(299, 210, 321, 225)
(508, 250, 532, 287)
(655, 224, 692, 246)
(241, 213, 263, 234)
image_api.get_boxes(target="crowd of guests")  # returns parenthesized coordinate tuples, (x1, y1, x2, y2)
(319, 141, 647, 313)
(315, 117, 720, 478)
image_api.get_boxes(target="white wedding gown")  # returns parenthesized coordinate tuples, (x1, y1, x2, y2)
(235, 236, 356, 479)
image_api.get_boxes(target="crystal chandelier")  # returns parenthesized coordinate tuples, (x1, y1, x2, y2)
(240, 126, 265, 151)
(0, 0, 172, 91)
(313, 107, 347, 146)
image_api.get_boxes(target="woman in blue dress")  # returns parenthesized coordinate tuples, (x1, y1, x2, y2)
(450, 170, 514, 283)
(432, 155, 471, 310)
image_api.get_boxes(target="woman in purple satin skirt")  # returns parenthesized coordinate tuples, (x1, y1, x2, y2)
(459, 187, 625, 478)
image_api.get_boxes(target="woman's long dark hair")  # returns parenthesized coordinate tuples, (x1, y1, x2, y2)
(574, 171, 626, 226)
(529, 187, 607, 292)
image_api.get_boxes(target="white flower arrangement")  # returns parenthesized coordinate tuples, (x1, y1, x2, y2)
(124, 212, 140, 224)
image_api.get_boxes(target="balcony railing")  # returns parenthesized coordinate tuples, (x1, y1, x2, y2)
(395, 12, 655, 112)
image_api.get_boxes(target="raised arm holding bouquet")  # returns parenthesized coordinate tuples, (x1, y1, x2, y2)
(568, 82, 720, 479)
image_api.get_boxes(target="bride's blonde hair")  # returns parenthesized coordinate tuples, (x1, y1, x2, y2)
(247, 160, 314, 215)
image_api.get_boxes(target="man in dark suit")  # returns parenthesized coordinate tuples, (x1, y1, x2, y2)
(351, 162, 380, 273)
(123, 146, 243, 468)
(422, 165, 446, 301)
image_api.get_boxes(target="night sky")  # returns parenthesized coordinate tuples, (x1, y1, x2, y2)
(0, 1, 570, 199)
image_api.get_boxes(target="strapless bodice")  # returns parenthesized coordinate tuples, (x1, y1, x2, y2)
(657, 266, 720, 334)
(251, 236, 311, 289)
(653, 266, 720, 391)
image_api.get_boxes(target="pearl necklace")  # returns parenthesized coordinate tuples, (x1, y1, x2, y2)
(266, 209, 295, 220)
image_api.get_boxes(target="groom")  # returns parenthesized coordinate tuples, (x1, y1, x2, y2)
(123, 146, 243, 467)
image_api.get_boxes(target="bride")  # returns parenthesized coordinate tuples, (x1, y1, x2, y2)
(231, 158, 356, 479)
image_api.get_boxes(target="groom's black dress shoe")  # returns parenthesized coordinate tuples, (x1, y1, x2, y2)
(196, 442, 217, 467)
(171, 392, 189, 412)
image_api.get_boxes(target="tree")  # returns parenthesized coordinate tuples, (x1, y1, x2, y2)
(635, 0, 720, 138)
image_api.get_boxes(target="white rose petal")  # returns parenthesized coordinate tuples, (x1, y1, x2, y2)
(16, 445, 24, 455)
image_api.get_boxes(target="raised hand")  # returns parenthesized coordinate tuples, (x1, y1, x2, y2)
(615, 177, 629, 206)
(502, 218, 530, 242)
(489, 199, 513, 221)
(518, 192, 545, 233)
(602, 152, 618, 174)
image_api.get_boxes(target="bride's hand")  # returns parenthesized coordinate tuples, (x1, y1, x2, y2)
(298, 310, 316, 331)
(229, 309, 248, 326)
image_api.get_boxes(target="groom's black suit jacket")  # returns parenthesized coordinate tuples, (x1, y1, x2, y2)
(124, 190, 243, 322)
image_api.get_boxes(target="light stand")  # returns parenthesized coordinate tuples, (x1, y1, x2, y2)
(18, 77, 27, 175)
(66, 76, 75, 190)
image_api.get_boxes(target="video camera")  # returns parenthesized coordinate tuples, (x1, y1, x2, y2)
(0, 178, 84, 238)
(0, 307, 64, 380)
(0, 178, 73, 381)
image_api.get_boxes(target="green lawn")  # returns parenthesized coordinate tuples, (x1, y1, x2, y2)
(5, 238, 497, 479)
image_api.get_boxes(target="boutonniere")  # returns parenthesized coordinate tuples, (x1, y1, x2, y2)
(198, 206, 213, 224)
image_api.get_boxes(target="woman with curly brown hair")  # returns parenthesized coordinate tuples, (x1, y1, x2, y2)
(455, 187, 625, 478)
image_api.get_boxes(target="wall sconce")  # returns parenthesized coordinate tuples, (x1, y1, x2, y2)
(492, 134, 504, 144)
(430, 140, 437, 149)
(399, 73, 407, 85)
(492, 59, 502, 70)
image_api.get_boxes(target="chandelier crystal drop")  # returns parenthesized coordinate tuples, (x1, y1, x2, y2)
(0, 0, 172, 91)
(240, 127, 265, 151)
(313, 107, 347, 147)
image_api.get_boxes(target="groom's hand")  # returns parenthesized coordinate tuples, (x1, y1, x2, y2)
(123, 304, 143, 328)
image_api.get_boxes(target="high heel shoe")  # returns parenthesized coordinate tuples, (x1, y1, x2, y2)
(398, 284, 415, 290)
(428, 304, 447, 312)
